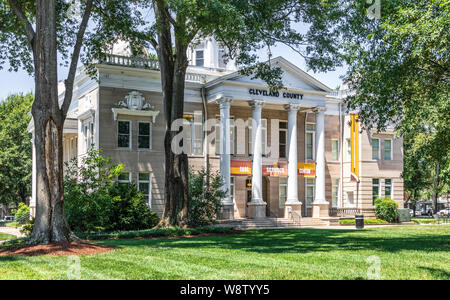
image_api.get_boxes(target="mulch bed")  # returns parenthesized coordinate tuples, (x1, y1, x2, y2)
(0, 242, 116, 257)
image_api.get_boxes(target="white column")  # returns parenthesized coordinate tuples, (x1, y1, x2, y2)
(285, 104, 301, 203)
(250, 100, 264, 203)
(248, 100, 266, 219)
(314, 108, 327, 203)
(313, 107, 329, 219)
(217, 97, 234, 219)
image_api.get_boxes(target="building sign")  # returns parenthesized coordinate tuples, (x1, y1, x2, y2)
(230, 161, 315, 177)
(263, 162, 288, 176)
(249, 89, 304, 100)
(298, 163, 315, 178)
(230, 161, 252, 176)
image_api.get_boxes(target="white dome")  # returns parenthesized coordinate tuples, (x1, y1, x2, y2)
(107, 39, 150, 57)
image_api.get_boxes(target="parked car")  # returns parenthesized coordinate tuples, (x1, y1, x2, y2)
(2, 216, 14, 222)
(437, 209, 450, 217)
(415, 210, 423, 216)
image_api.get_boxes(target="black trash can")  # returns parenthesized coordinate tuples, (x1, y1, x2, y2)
(355, 215, 364, 229)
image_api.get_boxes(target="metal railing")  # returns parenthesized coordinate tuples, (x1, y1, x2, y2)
(287, 208, 302, 226)
(269, 211, 280, 227)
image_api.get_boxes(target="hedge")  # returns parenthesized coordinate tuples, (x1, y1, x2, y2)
(339, 218, 389, 225)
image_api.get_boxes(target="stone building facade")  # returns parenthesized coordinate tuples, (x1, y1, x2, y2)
(28, 39, 404, 220)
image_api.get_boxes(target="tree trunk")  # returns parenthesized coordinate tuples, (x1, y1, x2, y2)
(432, 162, 440, 214)
(28, 0, 75, 244)
(154, 2, 190, 227)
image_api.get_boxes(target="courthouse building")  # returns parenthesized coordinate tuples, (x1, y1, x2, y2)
(28, 39, 404, 221)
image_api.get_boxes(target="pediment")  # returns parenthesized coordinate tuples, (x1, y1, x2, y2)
(206, 57, 332, 94)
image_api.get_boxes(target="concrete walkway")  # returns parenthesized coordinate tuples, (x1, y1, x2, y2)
(0, 226, 24, 239)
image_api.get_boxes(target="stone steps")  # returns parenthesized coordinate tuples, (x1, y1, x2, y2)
(233, 217, 329, 229)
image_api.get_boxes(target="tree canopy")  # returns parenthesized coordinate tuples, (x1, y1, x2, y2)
(0, 93, 33, 205)
(343, 0, 449, 207)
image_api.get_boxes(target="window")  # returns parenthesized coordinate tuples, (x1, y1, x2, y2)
(305, 178, 315, 207)
(372, 138, 380, 160)
(184, 113, 203, 155)
(279, 121, 287, 158)
(332, 179, 340, 207)
(83, 123, 88, 150)
(279, 177, 287, 208)
(346, 191, 354, 207)
(215, 116, 235, 155)
(331, 140, 339, 161)
(195, 50, 204, 67)
(118, 121, 131, 148)
(385, 178, 392, 198)
(230, 177, 235, 203)
(347, 138, 351, 158)
(118, 172, 131, 188)
(372, 179, 380, 204)
(384, 139, 392, 160)
(248, 119, 267, 156)
(138, 122, 151, 149)
(89, 122, 94, 148)
(82, 120, 94, 151)
(305, 123, 315, 161)
(138, 173, 152, 208)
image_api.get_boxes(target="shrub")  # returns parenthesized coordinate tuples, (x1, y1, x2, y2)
(188, 168, 226, 227)
(64, 149, 159, 233)
(374, 197, 399, 223)
(107, 183, 160, 231)
(12, 202, 30, 224)
(339, 218, 388, 225)
(20, 218, 34, 237)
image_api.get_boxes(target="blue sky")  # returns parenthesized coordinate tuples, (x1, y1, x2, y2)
(0, 42, 347, 101)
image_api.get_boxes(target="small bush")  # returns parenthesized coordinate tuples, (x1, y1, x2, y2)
(188, 168, 226, 227)
(107, 183, 160, 231)
(64, 149, 159, 233)
(12, 202, 30, 224)
(20, 218, 34, 237)
(374, 197, 399, 223)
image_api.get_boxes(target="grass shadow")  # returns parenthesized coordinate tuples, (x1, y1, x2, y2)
(96, 227, 450, 255)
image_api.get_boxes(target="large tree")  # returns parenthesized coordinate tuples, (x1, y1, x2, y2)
(343, 0, 449, 212)
(95, 0, 365, 226)
(0, 93, 33, 205)
(0, 0, 138, 243)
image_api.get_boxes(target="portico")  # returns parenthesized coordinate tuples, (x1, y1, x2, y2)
(214, 102, 328, 220)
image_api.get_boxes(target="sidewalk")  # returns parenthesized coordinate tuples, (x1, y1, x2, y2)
(0, 226, 24, 239)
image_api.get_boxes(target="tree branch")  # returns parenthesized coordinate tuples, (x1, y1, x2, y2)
(61, 0, 94, 117)
(7, 0, 35, 47)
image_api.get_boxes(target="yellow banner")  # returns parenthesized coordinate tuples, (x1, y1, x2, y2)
(350, 113, 359, 181)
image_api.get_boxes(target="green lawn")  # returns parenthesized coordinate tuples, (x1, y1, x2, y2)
(0, 225, 449, 280)
(0, 233, 15, 241)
